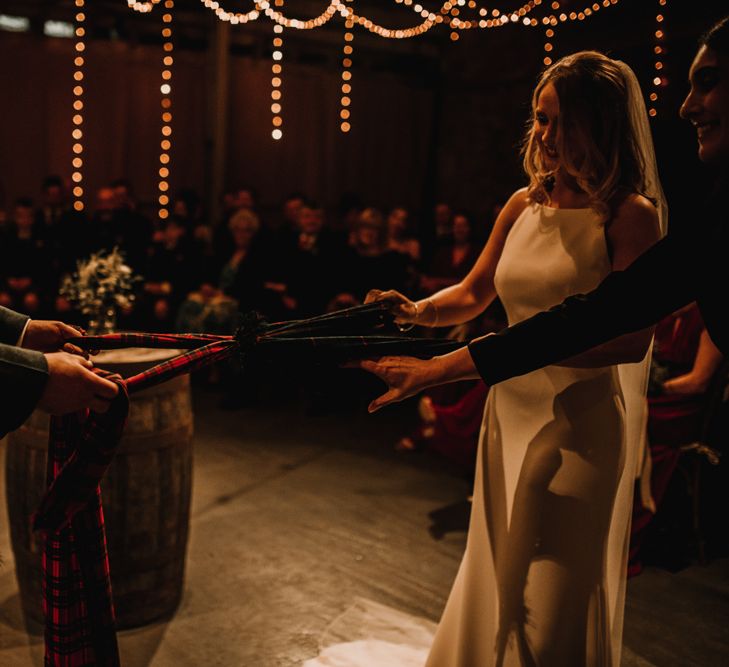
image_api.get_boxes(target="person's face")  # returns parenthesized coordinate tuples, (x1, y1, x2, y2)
(44, 185, 64, 207)
(284, 197, 303, 223)
(434, 203, 451, 226)
(173, 199, 189, 218)
(164, 221, 185, 246)
(298, 206, 322, 234)
(680, 46, 729, 164)
(230, 221, 255, 248)
(14, 206, 33, 231)
(235, 190, 254, 210)
(356, 223, 379, 249)
(387, 208, 408, 234)
(452, 214, 471, 244)
(96, 188, 116, 212)
(113, 185, 131, 209)
(534, 82, 562, 171)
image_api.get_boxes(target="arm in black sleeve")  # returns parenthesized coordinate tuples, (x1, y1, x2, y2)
(468, 234, 696, 385)
(0, 342, 49, 437)
(0, 305, 30, 345)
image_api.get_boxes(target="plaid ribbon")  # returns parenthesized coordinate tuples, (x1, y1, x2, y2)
(34, 303, 465, 665)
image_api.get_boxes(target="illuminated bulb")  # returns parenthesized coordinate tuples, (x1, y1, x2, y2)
(272, 128, 283, 140)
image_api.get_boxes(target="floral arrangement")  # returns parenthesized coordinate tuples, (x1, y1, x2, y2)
(60, 247, 141, 331)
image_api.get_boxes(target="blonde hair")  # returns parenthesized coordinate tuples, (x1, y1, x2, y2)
(228, 207, 260, 234)
(523, 51, 649, 219)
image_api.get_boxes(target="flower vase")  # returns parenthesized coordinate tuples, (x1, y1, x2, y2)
(88, 305, 117, 335)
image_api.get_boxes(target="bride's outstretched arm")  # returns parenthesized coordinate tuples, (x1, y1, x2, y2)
(366, 189, 529, 328)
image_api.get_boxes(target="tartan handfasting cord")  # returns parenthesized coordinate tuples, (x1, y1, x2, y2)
(33, 303, 465, 666)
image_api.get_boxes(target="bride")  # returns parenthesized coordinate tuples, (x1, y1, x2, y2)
(312, 51, 667, 667)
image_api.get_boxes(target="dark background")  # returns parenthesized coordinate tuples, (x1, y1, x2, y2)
(0, 1, 726, 233)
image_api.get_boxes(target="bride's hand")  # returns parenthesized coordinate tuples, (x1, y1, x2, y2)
(352, 355, 441, 413)
(365, 289, 418, 327)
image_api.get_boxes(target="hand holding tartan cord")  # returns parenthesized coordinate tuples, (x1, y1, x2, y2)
(34, 303, 466, 666)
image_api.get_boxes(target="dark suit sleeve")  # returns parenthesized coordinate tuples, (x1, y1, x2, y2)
(0, 305, 30, 345)
(468, 234, 697, 385)
(0, 342, 49, 437)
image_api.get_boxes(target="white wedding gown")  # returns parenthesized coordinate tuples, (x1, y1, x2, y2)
(306, 202, 649, 667)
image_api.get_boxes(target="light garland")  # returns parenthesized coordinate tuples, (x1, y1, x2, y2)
(271, 0, 284, 140)
(543, 2, 558, 66)
(71, 0, 86, 212)
(649, 0, 667, 119)
(158, 0, 174, 221)
(340, 0, 353, 133)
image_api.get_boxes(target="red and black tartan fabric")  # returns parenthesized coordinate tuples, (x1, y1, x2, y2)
(33, 303, 465, 666)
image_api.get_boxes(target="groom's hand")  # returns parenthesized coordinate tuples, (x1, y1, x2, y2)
(348, 355, 438, 413)
(22, 320, 88, 357)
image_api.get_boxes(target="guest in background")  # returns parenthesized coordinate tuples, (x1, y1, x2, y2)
(0, 198, 48, 316)
(335, 207, 412, 306)
(36, 175, 88, 314)
(141, 216, 201, 331)
(421, 210, 481, 295)
(287, 201, 345, 317)
(386, 206, 421, 262)
(629, 303, 724, 575)
(108, 178, 153, 272)
(433, 201, 453, 243)
(177, 208, 264, 334)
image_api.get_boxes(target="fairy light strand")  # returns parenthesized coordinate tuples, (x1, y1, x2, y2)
(158, 0, 174, 221)
(649, 0, 667, 119)
(71, 0, 86, 212)
(340, 1, 353, 133)
(271, 1, 284, 140)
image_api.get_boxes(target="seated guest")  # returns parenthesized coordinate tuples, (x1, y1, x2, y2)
(35, 175, 88, 313)
(109, 178, 153, 272)
(420, 211, 481, 294)
(0, 198, 48, 316)
(177, 208, 265, 333)
(386, 206, 421, 262)
(629, 303, 724, 575)
(335, 208, 412, 305)
(140, 216, 202, 331)
(286, 201, 346, 317)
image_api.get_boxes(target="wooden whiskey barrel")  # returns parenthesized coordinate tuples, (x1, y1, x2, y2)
(5, 348, 193, 629)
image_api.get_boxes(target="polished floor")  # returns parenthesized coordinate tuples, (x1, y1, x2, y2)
(0, 385, 727, 666)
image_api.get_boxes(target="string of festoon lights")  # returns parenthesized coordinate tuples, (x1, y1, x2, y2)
(71, 0, 86, 213)
(115, 0, 637, 167)
(272, 1, 284, 141)
(158, 0, 174, 221)
(543, 2, 558, 66)
(341, 1, 354, 133)
(649, 0, 668, 119)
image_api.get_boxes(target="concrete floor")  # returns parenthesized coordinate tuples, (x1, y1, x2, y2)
(0, 386, 727, 666)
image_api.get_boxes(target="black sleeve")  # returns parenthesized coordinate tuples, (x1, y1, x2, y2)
(468, 234, 697, 385)
(0, 342, 49, 437)
(0, 305, 30, 345)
